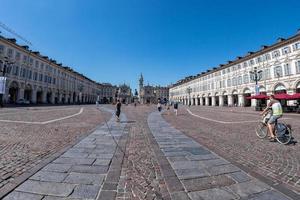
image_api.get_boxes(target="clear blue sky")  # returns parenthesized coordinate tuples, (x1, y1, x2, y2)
(0, 0, 300, 91)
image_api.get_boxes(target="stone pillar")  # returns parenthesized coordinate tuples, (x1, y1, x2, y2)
(18, 88, 25, 100)
(195, 97, 199, 105)
(212, 96, 216, 106)
(51, 93, 55, 104)
(59, 93, 63, 103)
(31, 90, 37, 104)
(219, 96, 224, 107)
(70, 93, 73, 104)
(205, 97, 209, 106)
(251, 99, 257, 107)
(228, 95, 233, 106)
(42, 91, 47, 103)
(200, 97, 203, 106)
(238, 94, 244, 107)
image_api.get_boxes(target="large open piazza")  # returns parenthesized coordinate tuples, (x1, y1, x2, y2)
(0, 104, 299, 199)
(1, 0, 300, 199)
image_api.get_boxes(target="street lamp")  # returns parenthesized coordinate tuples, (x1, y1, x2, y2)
(249, 67, 263, 95)
(186, 86, 192, 106)
(78, 83, 84, 104)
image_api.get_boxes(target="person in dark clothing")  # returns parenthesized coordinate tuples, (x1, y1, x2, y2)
(116, 100, 121, 122)
(174, 102, 178, 116)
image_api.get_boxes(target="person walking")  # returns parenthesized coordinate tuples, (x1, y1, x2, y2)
(174, 102, 178, 116)
(157, 99, 162, 112)
(116, 99, 121, 122)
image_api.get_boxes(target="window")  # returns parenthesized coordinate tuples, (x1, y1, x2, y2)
(28, 70, 32, 79)
(29, 58, 33, 66)
(35, 60, 39, 68)
(227, 79, 231, 87)
(243, 74, 249, 84)
(272, 50, 280, 58)
(0, 45, 4, 54)
(44, 75, 48, 83)
(40, 63, 44, 70)
(222, 70, 226, 75)
(238, 76, 242, 85)
(282, 46, 291, 55)
(39, 74, 43, 81)
(53, 78, 56, 85)
(274, 66, 283, 77)
(237, 64, 241, 70)
(263, 53, 271, 61)
(21, 68, 26, 78)
(232, 77, 237, 86)
(284, 63, 292, 76)
(7, 48, 13, 58)
(226, 68, 231, 73)
(15, 52, 21, 61)
(293, 42, 300, 50)
(33, 72, 38, 80)
(296, 61, 300, 74)
(13, 66, 19, 76)
(243, 62, 248, 68)
(263, 68, 271, 80)
(256, 56, 262, 64)
(249, 59, 255, 66)
(23, 55, 28, 64)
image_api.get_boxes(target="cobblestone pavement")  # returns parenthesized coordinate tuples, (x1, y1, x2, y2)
(149, 110, 294, 200)
(3, 106, 127, 200)
(116, 105, 170, 200)
(162, 105, 300, 197)
(0, 105, 111, 197)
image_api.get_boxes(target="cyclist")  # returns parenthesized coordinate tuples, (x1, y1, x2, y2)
(261, 95, 283, 141)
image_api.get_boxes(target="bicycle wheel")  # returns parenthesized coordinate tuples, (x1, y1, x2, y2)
(255, 122, 268, 138)
(276, 125, 292, 145)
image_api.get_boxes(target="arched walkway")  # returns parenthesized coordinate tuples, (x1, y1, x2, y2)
(9, 81, 19, 103)
(24, 84, 32, 102)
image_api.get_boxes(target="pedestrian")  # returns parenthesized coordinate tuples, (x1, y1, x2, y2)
(174, 102, 178, 116)
(116, 99, 121, 122)
(157, 99, 162, 112)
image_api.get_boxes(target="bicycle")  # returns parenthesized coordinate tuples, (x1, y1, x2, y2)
(255, 111, 292, 144)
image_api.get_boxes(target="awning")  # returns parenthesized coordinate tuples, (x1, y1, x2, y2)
(246, 94, 269, 100)
(286, 93, 300, 100)
(274, 93, 292, 100)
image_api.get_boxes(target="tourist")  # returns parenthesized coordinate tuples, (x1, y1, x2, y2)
(174, 102, 178, 116)
(116, 99, 121, 122)
(157, 99, 162, 112)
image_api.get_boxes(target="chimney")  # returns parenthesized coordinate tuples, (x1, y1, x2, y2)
(261, 45, 268, 50)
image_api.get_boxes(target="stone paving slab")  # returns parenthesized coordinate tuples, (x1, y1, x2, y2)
(148, 111, 293, 200)
(2, 107, 127, 200)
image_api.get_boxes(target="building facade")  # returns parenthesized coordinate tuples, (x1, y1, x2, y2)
(0, 36, 100, 104)
(97, 83, 118, 104)
(170, 31, 300, 108)
(139, 74, 169, 104)
(117, 84, 132, 104)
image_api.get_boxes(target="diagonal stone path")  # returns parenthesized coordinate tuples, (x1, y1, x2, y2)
(3, 107, 127, 200)
(148, 111, 293, 200)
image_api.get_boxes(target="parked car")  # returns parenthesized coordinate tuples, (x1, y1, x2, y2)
(16, 99, 30, 105)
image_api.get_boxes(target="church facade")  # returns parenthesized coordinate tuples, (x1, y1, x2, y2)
(138, 74, 169, 104)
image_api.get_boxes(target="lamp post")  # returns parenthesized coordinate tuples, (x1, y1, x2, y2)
(0, 56, 14, 107)
(186, 86, 192, 106)
(249, 67, 263, 95)
(78, 83, 84, 104)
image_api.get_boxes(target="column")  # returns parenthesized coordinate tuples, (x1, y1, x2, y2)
(31, 90, 37, 104)
(51, 93, 55, 104)
(219, 96, 224, 107)
(228, 95, 233, 106)
(195, 97, 199, 105)
(59, 93, 63, 103)
(211, 96, 216, 106)
(205, 97, 209, 106)
(70, 93, 74, 104)
(200, 97, 203, 106)
(42, 91, 47, 103)
(18, 88, 25, 100)
(251, 99, 257, 107)
(238, 94, 244, 107)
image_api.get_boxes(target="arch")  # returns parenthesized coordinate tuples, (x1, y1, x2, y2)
(259, 86, 266, 93)
(208, 93, 211, 97)
(271, 82, 288, 92)
(214, 92, 219, 96)
(232, 90, 238, 95)
(222, 91, 228, 96)
(292, 79, 300, 89)
(8, 81, 20, 103)
(243, 87, 251, 94)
